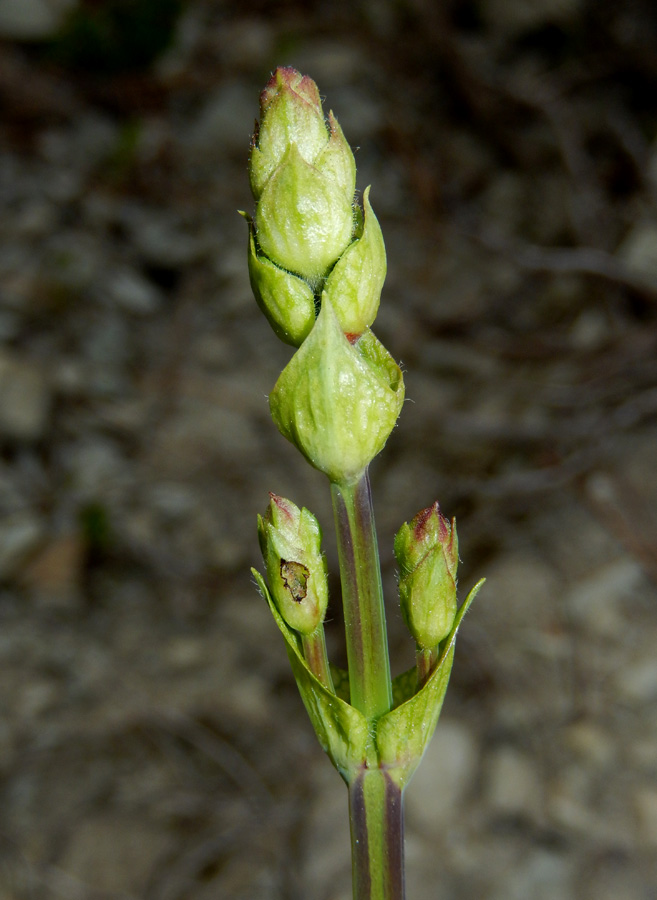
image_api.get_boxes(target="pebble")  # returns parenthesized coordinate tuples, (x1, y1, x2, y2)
(563, 721, 615, 769)
(405, 719, 478, 833)
(566, 557, 643, 638)
(186, 82, 258, 157)
(128, 210, 202, 268)
(302, 767, 352, 900)
(485, 745, 543, 820)
(105, 266, 162, 315)
(152, 405, 263, 474)
(633, 786, 657, 847)
(64, 438, 129, 501)
(615, 653, 657, 703)
(0, 511, 45, 580)
(582, 859, 647, 900)
(20, 533, 85, 611)
(488, 848, 575, 900)
(164, 636, 206, 670)
(0, 351, 51, 442)
(40, 230, 101, 295)
(476, 552, 562, 635)
(618, 221, 657, 282)
(60, 816, 171, 895)
(18, 679, 60, 720)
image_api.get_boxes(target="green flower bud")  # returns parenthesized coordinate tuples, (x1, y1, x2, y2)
(247, 224, 316, 346)
(248, 67, 357, 288)
(395, 503, 459, 650)
(269, 297, 405, 484)
(257, 493, 329, 635)
(323, 187, 386, 335)
(250, 67, 327, 200)
(255, 143, 354, 284)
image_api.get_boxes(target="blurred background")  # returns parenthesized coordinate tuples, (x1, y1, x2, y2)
(1, 0, 657, 897)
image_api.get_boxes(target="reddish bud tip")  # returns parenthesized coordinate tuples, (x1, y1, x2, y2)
(260, 66, 321, 116)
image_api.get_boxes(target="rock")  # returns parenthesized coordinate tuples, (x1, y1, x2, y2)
(547, 765, 631, 846)
(0, 0, 77, 40)
(563, 721, 615, 769)
(0, 511, 45, 580)
(40, 230, 101, 295)
(0, 351, 51, 442)
(616, 653, 657, 703)
(127, 208, 202, 268)
(18, 679, 60, 720)
(151, 404, 263, 475)
(581, 857, 646, 900)
(485, 746, 543, 819)
(405, 719, 478, 833)
(566, 557, 643, 638)
(164, 636, 206, 670)
(66, 439, 129, 500)
(20, 533, 85, 611)
(634, 786, 657, 847)
(488, 849, 575, 900)
(476, 552, 562, 635)
(301, 766, 352, 900)
(105, 266, 162, 315)
(60, 816, 171, 895)
(547, 765, 592, 834)
(186, 82, 258, 157)
(618, 221, 657, 282)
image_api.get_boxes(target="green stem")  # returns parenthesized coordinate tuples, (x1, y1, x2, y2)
(330, 470, 392, 719)
(349, 768, 405, 900)
(301, 627, 335, 692)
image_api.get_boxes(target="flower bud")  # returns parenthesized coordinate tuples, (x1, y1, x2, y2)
(247, 224, 316, 346)
(255, 143, 354, 283)
(250, 67, 327, 200)
(323, 187, 386, 335)
(269, 297, 404, 484)
(395, 503, 458, 650)
(249, 67, 356, 287)
(258, 493, 329, 635)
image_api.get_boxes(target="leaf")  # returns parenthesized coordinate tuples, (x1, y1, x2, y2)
(253, 569, 370, 780)
(376, 579, 485, 787)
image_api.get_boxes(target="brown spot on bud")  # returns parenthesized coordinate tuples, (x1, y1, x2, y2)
(280, 560, 310, 602)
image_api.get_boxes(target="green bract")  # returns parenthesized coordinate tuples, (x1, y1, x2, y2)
(323, 187, 386, 335)
(246, 225, 316, 346)
(269, 298, 405, 485)
(253, 566, 485, 785)
(257, 493, 329, 635)
(395, 503, 459, 650)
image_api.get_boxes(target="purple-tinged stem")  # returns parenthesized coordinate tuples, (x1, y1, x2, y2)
(349, 767, 405, 899)
(330, 470, 392, 720)
(301, 628, 335, 692)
